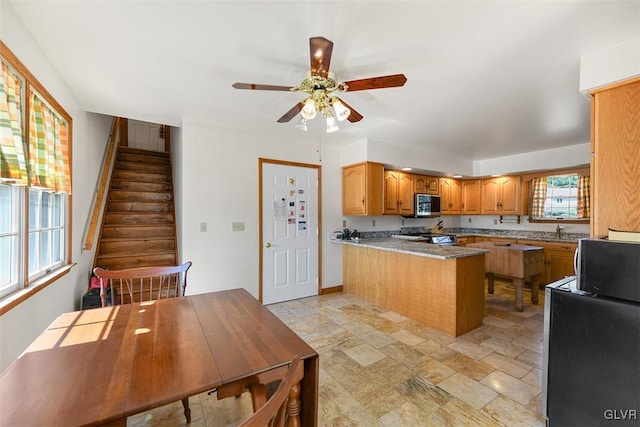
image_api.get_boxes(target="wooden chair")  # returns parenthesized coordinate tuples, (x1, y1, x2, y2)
(93, 261, 192, 308)
(92, 261, 193, 422)
(237, 356, 302, 427)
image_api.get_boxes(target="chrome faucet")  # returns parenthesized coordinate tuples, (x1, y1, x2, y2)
(556, 222, 564, 239)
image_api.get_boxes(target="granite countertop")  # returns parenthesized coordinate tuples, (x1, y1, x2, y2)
(450, 228, 586, 244)
(336, 238, 488, 260)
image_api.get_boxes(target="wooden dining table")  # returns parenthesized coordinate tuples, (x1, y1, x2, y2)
(0, 288, 319, 426)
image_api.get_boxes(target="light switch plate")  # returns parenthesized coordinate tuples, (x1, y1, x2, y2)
(200, 222, 207, 232)
(232, 222, 245, 232)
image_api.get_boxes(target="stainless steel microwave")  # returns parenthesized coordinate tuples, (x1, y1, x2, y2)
(410, 194, 441, 218)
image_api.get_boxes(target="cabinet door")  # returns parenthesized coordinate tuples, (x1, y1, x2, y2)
(499, 176, 521, 214)
(546, 244, 577, 284)
(384, 171, 400, 214)
(398, 173, 415, 216)
(343, 164, 367, 215)
(462, 180, 481, 214)
(591, 79, 640, 236)
(439, 178, 461, 214)
(481, 178, 500, 214)
(414, 175, 427, 194)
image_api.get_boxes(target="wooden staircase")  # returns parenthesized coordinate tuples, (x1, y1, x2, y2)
(94, 147, 178, 270)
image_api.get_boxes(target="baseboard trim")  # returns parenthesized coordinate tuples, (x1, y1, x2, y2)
(320, 285, 343, 295)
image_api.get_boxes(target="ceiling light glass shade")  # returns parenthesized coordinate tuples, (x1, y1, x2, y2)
(301, 98, 317, 120)
(326, 115, 339, 133)
(332, 99, 351, 122)
(295, 118, 308, 131)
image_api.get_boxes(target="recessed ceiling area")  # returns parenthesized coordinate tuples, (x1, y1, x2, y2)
(8, 1, 640, 161)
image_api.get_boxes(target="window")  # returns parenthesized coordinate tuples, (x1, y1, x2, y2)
(0, 41, 72, 302)
(530, 173, 590, 221)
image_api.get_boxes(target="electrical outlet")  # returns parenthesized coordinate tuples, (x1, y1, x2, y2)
(232, 222, 245, 232)
(200, 222, 207, 232)
(342, 219, 347, 228)
(468, 218, 472, 223)
(372, 219, 376, 227)
(402, 219, 405, 225)
(493, 219, 498, 225)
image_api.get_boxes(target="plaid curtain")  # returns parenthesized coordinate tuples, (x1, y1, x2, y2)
(0, 60, 28, 184)
(28, 93, 70, 193)
(531, 177, 547, 218)
(577, 175, 590, 218)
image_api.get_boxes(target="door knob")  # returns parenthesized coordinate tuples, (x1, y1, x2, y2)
(265, 242, 271, 248)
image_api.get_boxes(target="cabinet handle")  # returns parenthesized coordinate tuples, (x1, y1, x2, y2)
(361, 197, 365, 205)
(398, 200, 402, 205)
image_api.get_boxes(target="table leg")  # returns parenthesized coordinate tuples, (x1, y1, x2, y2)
(530, 275, 540, 305)
(487, 273, 495, 294)
(513, 278, 524, 312)
(181, 398, 191, 423)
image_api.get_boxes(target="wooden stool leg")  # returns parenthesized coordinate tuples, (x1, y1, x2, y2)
(285, 381, 301, 427)
(181, 397, 191, 423)
(487, 273, 495, 294)
(531, 275, 540, 305)
(513, 278, 524, 312)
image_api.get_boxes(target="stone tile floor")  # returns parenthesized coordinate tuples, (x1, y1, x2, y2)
(128, 280, 546, 426)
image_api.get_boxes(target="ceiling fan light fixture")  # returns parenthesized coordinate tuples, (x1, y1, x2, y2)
(325, 113, 339, 133)
(301, 98, 317, 120)
(332, 99, 351, 122)
(295, 118, 308, 131)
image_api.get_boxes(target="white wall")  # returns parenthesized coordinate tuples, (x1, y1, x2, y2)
(580, 36, 640, 93)
(177, 120, 343, 299)
(0, 2, 112, 372)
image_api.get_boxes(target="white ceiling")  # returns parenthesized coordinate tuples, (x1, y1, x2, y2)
(9, 1, 640, 161)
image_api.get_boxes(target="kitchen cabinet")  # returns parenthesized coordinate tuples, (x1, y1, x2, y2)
(481, 176, 522, 215)
(517, 239, 577, 284)
(439, 178, 462, 214)
(414, 175, 439, 195)
(590, 78, 640, 236)
(384, 170, 414, 216)
(461, 179, 482, 214)
(342, 162, 384, 215)
(456, 236, 476, 246)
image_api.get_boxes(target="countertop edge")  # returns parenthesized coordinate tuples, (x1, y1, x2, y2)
(334, 239, 489, 260)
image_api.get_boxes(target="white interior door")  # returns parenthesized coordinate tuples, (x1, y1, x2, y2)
(262, 162, 319, 305)
(127, 119, 165, 152)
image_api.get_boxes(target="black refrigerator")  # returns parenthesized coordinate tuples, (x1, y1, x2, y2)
(543, 238, 640, 427)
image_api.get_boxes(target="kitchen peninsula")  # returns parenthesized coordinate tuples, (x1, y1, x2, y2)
(340, 239, 488, 337)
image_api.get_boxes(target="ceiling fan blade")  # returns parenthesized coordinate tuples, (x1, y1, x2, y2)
(232, 83, 293, 91)
(309, 37, 333, 78)
(335, 97, 363, 122)
(277, 102, 304, 123)
(342, 74, 407, 92)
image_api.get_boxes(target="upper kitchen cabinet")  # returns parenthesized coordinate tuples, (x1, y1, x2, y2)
(439, 178, 462, 214)
(591, 78, 640, 236)
(384, 170, 414, 216)
(461, 179, 482, 214)
(414, 175, 439, 195)
(481, 176, 523, 215)
(342, 162, 384, 216)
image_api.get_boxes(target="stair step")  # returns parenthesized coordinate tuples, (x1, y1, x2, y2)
(109, 190, 173, 202)
(105, 212, 174, 225)
(113, 170, 171, 183)
(96, 252, 177, 270)
(107, 201, 173, 213)
(117, 152, 170, 166)
(116, 161, 170, 175)
(98, 238, 175, 255)
(118, 147, 169, 159)
(110, 180, 172, 192)
(102, 224, 175, 239)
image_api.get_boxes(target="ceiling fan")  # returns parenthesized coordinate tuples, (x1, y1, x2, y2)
(232, 37, 407, 133)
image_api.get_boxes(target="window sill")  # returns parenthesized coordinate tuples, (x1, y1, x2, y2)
(0, 263, 76, 316)
(528, 218, 590, 224)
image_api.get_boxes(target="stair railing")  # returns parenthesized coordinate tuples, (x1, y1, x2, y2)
(82, 117, 120, 251)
